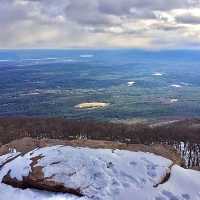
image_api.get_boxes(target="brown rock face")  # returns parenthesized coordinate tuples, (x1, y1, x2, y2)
(2, 154, 83, 197)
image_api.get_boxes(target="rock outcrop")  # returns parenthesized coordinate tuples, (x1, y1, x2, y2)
(0, 143, 200, 200)
(0, 145, 173, 199)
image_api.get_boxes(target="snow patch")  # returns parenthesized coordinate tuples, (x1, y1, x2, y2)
(127, 81, 136, 87)
(152, 72, 163, 76)
(170, 99, 178, 103)
(171, 84, 182, 88)
(80, 55, 94, 58)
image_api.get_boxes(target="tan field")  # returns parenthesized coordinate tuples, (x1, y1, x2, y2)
(75, 102, 109, 109)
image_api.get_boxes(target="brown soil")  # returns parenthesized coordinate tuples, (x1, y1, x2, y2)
(0, 137, 184, 166)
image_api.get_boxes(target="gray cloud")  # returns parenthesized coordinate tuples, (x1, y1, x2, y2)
(64, 0, 190, 25)
(0, 0, 200, 48)
(0, 0, 27, 24)
(176, 14, 200, 24)
(98, 0, 188, 14)
(151, 23, 185, 31)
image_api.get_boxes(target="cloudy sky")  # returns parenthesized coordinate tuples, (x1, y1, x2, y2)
(1, 0, 200, 49)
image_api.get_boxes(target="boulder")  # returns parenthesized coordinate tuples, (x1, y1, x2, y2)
(0, 145, 173, 199)
(0, 145, 200, 200)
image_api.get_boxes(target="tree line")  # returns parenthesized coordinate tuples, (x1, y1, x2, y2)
(0, 117, 199, 168)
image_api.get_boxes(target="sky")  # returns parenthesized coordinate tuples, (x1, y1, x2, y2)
(1, 0, 200, 49)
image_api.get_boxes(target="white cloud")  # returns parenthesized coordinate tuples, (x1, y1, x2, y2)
(0, 0, 200, 48)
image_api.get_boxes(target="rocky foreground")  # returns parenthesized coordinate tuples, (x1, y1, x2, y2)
(0, 138, 200, 200)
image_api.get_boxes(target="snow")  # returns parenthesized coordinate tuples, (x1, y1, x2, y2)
(154, 165, 200, 200)
(0, 152, 32, 181)
(171, 84, 182, 88)
(0, 146, 200, 200)
(152, 72, 163, 76)
(75, 102, 109, 109)
(0, 183, 81, 200)
(127, 81, 136, 86)
(0, 152, 19, 167)
(80, 55, 94, 58)
(170, 99, 178, 103)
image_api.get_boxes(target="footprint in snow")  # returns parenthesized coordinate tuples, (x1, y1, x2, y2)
(162, 190, 179, 200)
(155, 197, 167, 200)
(129, 161, 137, 166)
(141, 157, 158, 178)
(120, 171, 141, 188)
(182, 194, 190, 200)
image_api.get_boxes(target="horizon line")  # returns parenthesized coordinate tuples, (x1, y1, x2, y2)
(0, 47, 200, 51)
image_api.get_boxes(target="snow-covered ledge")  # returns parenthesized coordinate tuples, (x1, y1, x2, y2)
(0, 145, 200, 200)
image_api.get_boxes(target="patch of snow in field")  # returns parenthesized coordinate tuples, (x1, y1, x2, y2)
(80, 55, 94, 58)
(171, 84, 182, 88)
(170, 99, 178, 103)
(75, 102, 109, 109)
(127, 81, 136, 86)
(152, 72, 163, 76)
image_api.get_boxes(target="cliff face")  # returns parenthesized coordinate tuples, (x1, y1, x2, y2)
(0, 138, 200, 200)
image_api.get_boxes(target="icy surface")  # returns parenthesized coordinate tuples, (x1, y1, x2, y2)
(0, 146, 200, 200)
(0, 152, 19, 167)
(0, 152, 32, 181)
